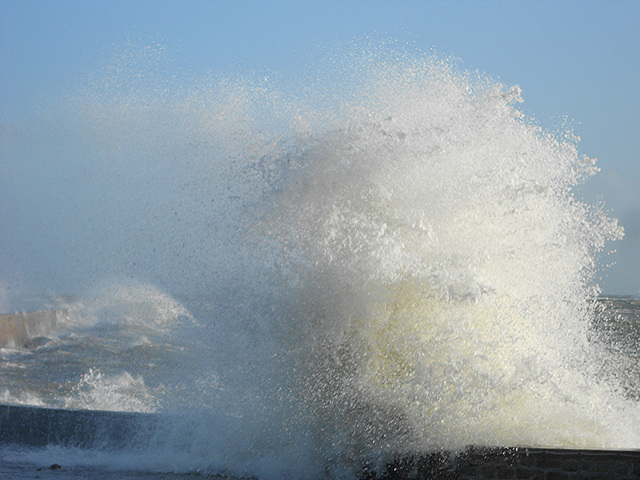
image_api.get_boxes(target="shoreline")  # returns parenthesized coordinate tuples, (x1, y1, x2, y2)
(2, 403, 639, 479)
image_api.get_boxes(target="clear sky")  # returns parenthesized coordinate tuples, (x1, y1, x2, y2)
(1, 0, 639, 295)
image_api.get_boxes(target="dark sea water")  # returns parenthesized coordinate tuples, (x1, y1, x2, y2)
(1, 44, 639, 479)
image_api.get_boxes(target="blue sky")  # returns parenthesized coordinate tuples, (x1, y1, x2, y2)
(1, 0, 639, 294)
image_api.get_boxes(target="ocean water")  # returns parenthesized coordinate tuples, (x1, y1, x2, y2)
(1, 43, 639, 479)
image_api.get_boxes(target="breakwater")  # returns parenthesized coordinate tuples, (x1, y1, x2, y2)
(1, 404, 638, 479)
(0, 310, 66, 349)
(0, 403, 159, 450)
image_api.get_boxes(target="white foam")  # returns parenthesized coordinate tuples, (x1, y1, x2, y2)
(62, 368, 161, 413)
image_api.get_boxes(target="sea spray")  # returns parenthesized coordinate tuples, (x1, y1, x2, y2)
(1, 42, 636, 479)
(248, 53, 629, 449)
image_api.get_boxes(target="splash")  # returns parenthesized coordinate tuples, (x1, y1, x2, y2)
(1, 41, 635, 479)
(63, 368, 160, 413)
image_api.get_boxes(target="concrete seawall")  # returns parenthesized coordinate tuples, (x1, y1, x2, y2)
(1, 404, 639, 479)
(0, 403, 160, 449)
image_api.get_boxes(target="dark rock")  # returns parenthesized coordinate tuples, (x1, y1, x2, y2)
(614, 458, 631, 475)
(561, 458, 579, 471)
(591, 458, 612, 474)
(36, 464, 62, 471)
(496, 465, 514, 479)
(536, 452, 564, 469)
(545, 472, 569, 480)
(527, 469, 545, 480)
(480, 464, 496, 477)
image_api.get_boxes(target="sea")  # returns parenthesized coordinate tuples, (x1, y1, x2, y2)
(1, 43, 639, 479)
